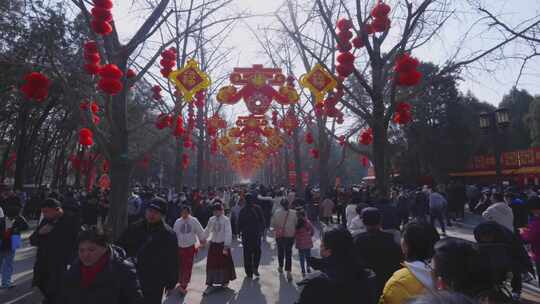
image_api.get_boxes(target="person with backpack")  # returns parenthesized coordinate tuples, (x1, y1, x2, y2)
(271, 199, 298, 282)
(295, 209, 314, 277)
(117, 197, 179, 304)
(238, 193, 266, 279)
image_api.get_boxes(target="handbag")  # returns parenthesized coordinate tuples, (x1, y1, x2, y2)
(275, 211, 289, 238)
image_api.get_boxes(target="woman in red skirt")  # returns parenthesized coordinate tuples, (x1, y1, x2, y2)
(203, 201, 236, 295)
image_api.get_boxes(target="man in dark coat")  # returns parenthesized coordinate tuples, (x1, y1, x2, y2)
(353, 207, 402, 299)
(117, 197, 179, 304)
(238, 193, 266, 278)
(30, 198, 80, 303)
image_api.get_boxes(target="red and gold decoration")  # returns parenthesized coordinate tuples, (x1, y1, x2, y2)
(299, 64, 337, 105)
(207, 113, 227, 137)
(279, 108, 299, 135)
(169, 59, 211, 102)
(217, 65, 299, 115)
(20, 72, 50, 102)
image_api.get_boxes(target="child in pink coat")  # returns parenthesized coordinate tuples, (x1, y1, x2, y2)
(295, 209, 314, 277)
(521, 197, 540, 287)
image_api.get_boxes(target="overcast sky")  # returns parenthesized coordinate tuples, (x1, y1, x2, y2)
(112, 0, 540, 107)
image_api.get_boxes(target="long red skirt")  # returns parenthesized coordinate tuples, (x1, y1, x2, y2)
(206, 242, 236, 285)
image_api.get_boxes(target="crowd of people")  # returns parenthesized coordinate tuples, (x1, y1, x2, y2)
(0, 181, 538, 304)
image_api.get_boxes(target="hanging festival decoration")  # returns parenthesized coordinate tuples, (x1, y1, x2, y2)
(173, 115, 185, 137)
(152, 85, 162, 101)
(126, 69, 136, 79)
(335, 18, 355, 78)
(393, 101, 413, 125)
(90, 0, 114, 36)
(216, 65, 298, 114)
(102, 159, 109, 173)
(182, 153, 189, 169)
(310, 148, 320, 159)
(79, 128, 94, 146)
(361, 155, 370, 168)
(20, 72, 50, 102)
(98, 64, 123, 95)
(370, 1, 391, 33)
(160, 47, 177, 78)
(168, 59, 211, 102)
(194, 90, 206, 108)
(299, 64, 338, 105)
(83, 41, 101, 75)
(305, 132, 314, 145)
(395, 53, 422, 86)
(279, 108, 299, 135)
(207, 113, 227, 137)
(155, 114, 173, 130)
(338, 135, 346, 146)
(359, 128, 373, 145)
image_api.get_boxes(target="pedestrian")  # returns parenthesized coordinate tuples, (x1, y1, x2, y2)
(347, 204, 366, 237)
(295, 209, 314, 277)
(379, 222, 440, 304)
(353, 207, 402, 299)
(238, 193, 265, 279)
(203, 201, 236, 295)
(474, 221, 533, 300)
(59, 227, 144, 304)
(428, 186, 447, 236)
(173, 205, 206, 295)
(230, 194, 244, 240)
(271, 198, 298, 281)
(396, 190, 410, 229)
(320, 195, 335, 224)
(411, 189, 429, 223)
(374, 197, 401, 243)
(0, 203, 29, 289)
(473, 189, 492, 214)
(127, 191, 143, 225)
(30, 198, 81, 303)
(519, 196, 540, 287)
(482, 192, 514, 231)
(117, 197, 179, 304)
(505, 192, 528, 230)
(296, 225, 376, 304)
(345, 199, 357, 227)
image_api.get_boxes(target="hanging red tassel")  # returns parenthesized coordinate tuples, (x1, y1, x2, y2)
(79, 128, 94, 146)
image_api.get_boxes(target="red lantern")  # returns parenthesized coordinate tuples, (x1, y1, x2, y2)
(98, 64, 123, 95)
(305, 132, 314, 145)
(310, 148, 320, 159)
(393, 102, 413, 125)
(352, 36, 364, 48)
(90, 102, 99, 114)
(20, 72, 50, 102)
(395, 53, 422, 86)
(79, 128, 94, 146)
(371, 2, 391, 18)
(336, 18, 353, 31)
(90, 0, 113, 36)
(127, 69, 136, 79)
(155, 114, 173, 130)
(361, 155, 370, 168)
(160, 47, 177, 78)
(359, 128, 373, 145)
(173, 115, 185, 137)
(152, 85, 162, 100)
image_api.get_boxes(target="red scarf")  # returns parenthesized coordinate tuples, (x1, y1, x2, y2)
(80, 252, 110, 288)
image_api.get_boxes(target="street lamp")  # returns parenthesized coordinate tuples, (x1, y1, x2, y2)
(479, 108, 511, 186)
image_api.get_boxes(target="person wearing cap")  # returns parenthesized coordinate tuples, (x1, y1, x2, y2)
(520, 196, 540, 287)
(117, 197, 179, 304)
(172, 205, 206, 295)
(203, 201, 236, 295)
(30, 198, 81, 303)
(353, 207, 402, 300)
(238, 193, 266, 279)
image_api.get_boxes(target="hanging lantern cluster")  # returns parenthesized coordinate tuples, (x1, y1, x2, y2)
(359, 128, 373, 145)
(279, 108, 299, 135)
(335, 18, 355, 78)
(169, 59, 211, 102)
(370, 1, 391, 33)
(83, 41, 101, 75)
(155, 114, 173, 130)
(20, 72, 50, 102)
(395, 53, 422, 86)
(90, 0, 114, 36)
(173, 115, 184, 137)
(160, 47, 177, 78)
(98, 64, 123, 95)
(217, 65, 298, 114)
(393, 101, 413, 125)
(79, 128, 94, 146)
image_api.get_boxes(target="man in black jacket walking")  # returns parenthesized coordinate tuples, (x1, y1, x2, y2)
(238, 193, 265, 278)
(30, 198, 80, 304)
(117, 197, 179, 304)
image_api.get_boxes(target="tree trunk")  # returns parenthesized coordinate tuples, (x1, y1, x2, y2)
(317, 123, 330, 198)
(14, 104, 30, 190)
(174, 139, 185, 192)
(372, 119, 389, 198)
(293, 126, 303, 196)
(106, 159, 133, 239)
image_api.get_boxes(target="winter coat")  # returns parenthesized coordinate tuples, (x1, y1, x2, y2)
(354, 230, 403, 299)
(238, 203, 266, 242)
(297, 255, 376, 304)
(30, 214, 81, 296)
(521, 216, 540, 262)
(348, 215, 366, 237)
(379, 261, 435, 304)
(271, 209, 298, 238)
(117, 220, 179, 293)
(320, 199, 335, 218)
(482, 202, 514, 231)
(1, 215, 29, 251)
(59, 246, 144, 304)
(295, 219, 314, 250)
(411, 192, 429, 219)
(375, 200, 400, 230)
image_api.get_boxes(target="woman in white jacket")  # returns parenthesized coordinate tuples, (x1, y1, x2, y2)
(203, 201, 236, 295)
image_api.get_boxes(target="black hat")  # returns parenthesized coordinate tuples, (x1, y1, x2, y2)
(147, 197, 167, 214)
(361, 207, 381, 226)
(212, 201, 224, 211)
(41, 198, 61, 209)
